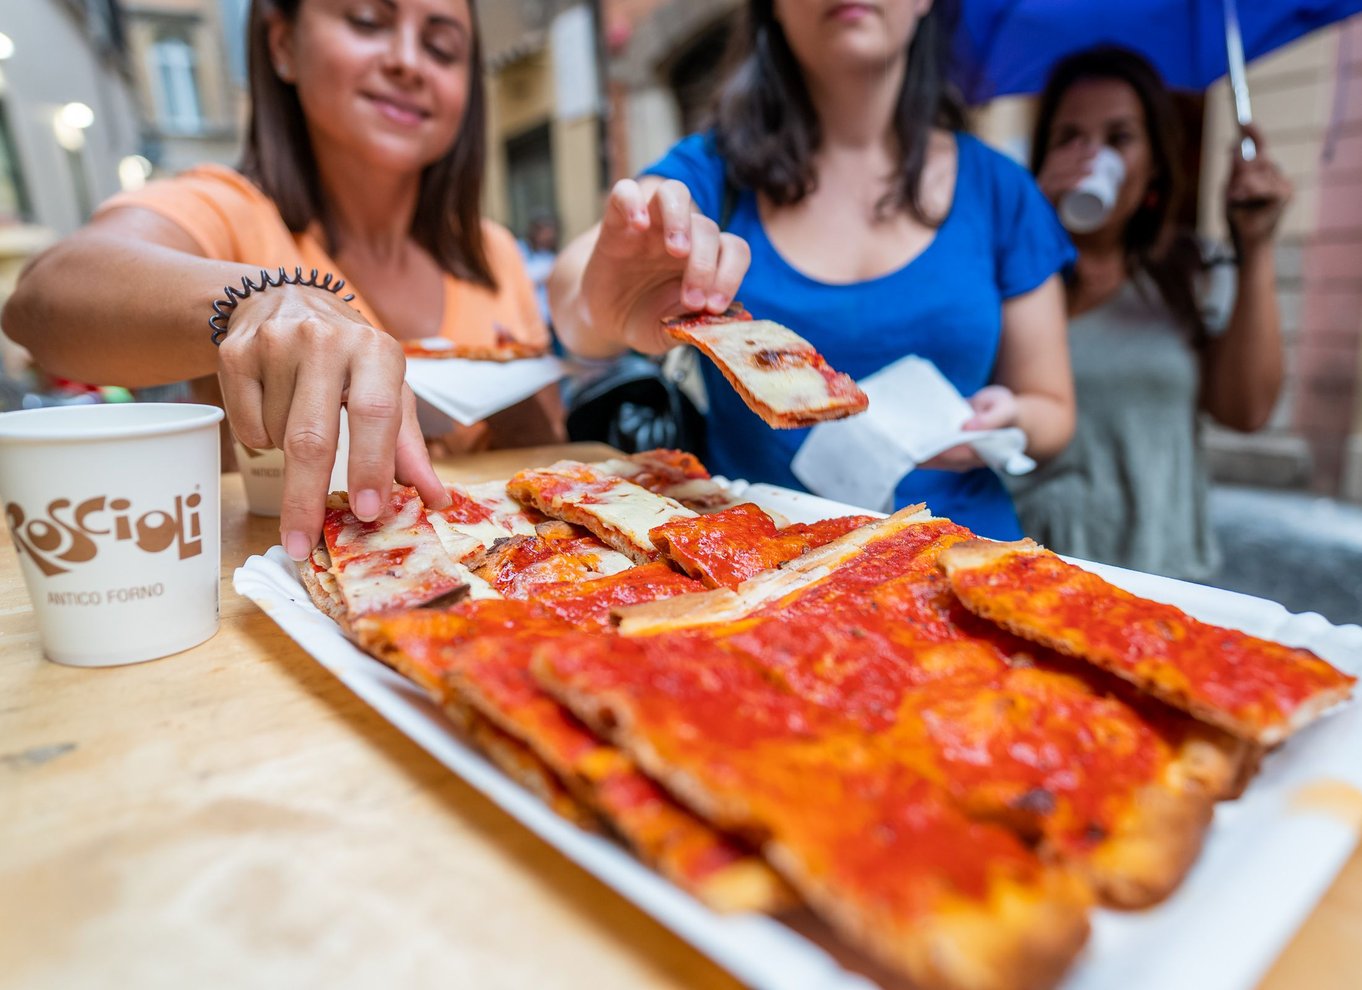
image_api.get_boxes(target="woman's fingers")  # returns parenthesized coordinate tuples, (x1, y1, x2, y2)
(341, 335, 406, 520)
(709, 232, 751, 311)
(277, 361, 345, 561)
(216, 334, 270, 449)
(602, 178, 649, 237)
(394, 384, 451, 510)
(962, 385, 1018, 430)
(651, 180, 697, 257)
(680, 214, 721, 310)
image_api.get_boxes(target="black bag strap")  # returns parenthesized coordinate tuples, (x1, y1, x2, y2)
(718, 173, 739, 232)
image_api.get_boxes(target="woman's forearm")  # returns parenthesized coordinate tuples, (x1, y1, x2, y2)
(3, 225, 261, 388)
(1202, 245, 1284, 431)
(1017, 392, 1076, 462)
(547, 223, 628, 360)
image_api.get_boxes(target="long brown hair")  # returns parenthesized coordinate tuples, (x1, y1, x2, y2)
(713, 0, 966, 225)
(1030, 46, 1205, 344)
(239, 0, 494, 288)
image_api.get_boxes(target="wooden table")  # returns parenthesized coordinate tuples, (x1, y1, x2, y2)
(2, 443, 1359, 989)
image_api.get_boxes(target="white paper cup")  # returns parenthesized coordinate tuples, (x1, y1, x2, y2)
(0, 403, 224, 667)
(1059, 146, 1127, 233)
(234, 410, 350, 516)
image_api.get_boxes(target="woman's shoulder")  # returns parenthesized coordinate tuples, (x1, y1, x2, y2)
(141, 163, 273, 209)
(478, 218, 528, 273)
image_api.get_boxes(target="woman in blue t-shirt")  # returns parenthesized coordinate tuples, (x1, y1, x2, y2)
(549, 0, 1075, 538)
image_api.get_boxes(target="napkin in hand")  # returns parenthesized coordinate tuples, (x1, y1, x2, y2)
(790, 356, 1035, 512)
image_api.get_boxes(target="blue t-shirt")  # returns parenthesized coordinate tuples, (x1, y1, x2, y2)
(644, 131, 1073, 539)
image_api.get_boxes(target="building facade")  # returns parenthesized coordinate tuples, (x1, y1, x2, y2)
(479, 0, 605, 243)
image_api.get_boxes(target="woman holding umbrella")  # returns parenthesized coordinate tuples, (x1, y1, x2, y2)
(548, 0, 1077, 539)
(1011, 46, 1293, 580)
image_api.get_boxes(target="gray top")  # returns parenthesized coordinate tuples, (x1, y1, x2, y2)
(1008, 270, 1230, 582)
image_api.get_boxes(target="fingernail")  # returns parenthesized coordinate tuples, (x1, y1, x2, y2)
(353, 489, 381, 520)
(683, 287, 706, 309)
(707, 293, 729, 311)
(632, 209, 648, 224)
(668, 231, 690, 250)
(284, 531, 312, 562)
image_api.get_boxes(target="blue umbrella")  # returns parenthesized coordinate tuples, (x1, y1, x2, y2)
(954, 0, 1362, 130)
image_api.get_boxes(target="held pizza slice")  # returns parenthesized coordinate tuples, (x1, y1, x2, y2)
(939, 540, 1357, 745)
(661, 309, 868, 429)
(506, 460, 697, 563)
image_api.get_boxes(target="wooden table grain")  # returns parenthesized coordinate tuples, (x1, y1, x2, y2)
(1, 442, 1358, 990)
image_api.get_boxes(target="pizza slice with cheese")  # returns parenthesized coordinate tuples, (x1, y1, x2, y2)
(507, 460, 697, 563)
(940, 540, 1356, 745)
(661, 310, 868, 429)
(401, 326, 549, 361)
(311, 488, 470, 629)
(590, 448, 734, 511)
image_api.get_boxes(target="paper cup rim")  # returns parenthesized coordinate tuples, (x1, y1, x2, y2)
(0, 403, 224, 443)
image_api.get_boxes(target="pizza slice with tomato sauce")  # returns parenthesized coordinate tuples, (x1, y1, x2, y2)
(506, 460, 698, 563)
(648, 501, 878, 589)
(537, 628, 1092, 990)
(401, 326, 549, 361)
(661, 306, 868, 429)
(603, 509, 1246, 898)
(939, 540, 1356, 745)
(354, 564, 794, 914)
(305, 488, 470, 631)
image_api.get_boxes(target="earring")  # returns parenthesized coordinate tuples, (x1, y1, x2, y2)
(275, 61, 293, 81)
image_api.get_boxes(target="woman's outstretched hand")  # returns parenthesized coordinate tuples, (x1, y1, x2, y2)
(577, 178, 751, 355)
(216, 285, 449, 560)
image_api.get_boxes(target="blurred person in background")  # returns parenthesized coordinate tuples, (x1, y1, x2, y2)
(1011, 46, 1292, 580)
(548, 0, 1076, 538)
(519, 213, 559, 326)
(3, 0, 563, 561)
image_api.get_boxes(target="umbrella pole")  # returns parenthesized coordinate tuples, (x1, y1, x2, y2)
(1223, 0, 1257, 160)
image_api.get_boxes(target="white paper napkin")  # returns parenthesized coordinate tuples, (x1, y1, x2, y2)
(405, 354, 568, 427)
(791, 356, 1034, 512)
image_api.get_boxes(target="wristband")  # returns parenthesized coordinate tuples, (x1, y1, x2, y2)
(209, 267, 356, 345)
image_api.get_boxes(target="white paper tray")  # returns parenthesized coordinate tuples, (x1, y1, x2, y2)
(234, 481, 1362, 990)
(405, 354, 567, 427)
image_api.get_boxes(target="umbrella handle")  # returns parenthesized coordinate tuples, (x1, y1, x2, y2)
(1223, 0, 1257, 161)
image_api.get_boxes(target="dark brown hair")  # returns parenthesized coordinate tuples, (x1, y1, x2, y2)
(239, 0, 494, 288)
(1030, 45, 1205, 344)
(713, 0, 966, 225)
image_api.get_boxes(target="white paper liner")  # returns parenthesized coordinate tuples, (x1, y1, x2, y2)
(235, 481, 1362, 990)
(405, 354, 567, 427)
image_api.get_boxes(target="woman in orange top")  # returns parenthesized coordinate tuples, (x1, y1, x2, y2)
(3, 0, 559, 559)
